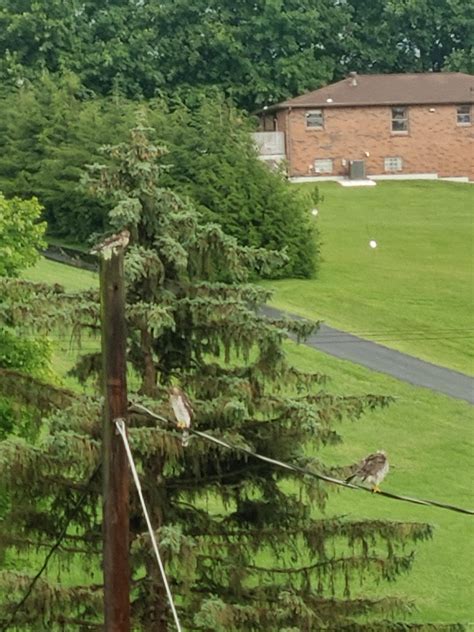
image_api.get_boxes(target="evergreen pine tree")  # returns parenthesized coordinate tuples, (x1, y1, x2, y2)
(148, 94, 319, 278)
(0, 126, 448, 631)
(0, 81, 318, 276)
(0, 74, 136, 239)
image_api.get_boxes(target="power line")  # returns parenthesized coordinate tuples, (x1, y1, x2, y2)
(0, 463, 101, 632)
(115, 419, 183, 632)
(130, 402, 474, 517)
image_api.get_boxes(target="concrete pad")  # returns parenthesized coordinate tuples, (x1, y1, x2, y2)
(339, 179, 377, 187)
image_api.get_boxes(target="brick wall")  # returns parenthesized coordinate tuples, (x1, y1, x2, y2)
(277, 105, 473, 180)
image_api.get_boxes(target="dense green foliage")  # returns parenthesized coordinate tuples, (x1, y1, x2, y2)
(0, 190, 50, 438)
(149, 95, 319, 278)
(0, 331, 51, 438)
(0, 191, 45, 276)
(340, 0, 473, 76)
(0, 0, 471, 109)
(0, 74, 132, 237)
(0, 127, 438, 630)
(0, 330, 50, 377)
(0, 78, 319, 277)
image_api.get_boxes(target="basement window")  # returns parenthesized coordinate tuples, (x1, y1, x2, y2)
(384, 156, 403, 172)
(391, 106, 408, 132)
(306, 110, 324, 129)
(456, 104, 471, 125)
(314, 159, 333, 174)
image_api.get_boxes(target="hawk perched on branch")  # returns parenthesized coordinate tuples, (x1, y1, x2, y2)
(169, 386, 193, 447)
(345, 451, 389, 493)
(90, 229, 130, 258)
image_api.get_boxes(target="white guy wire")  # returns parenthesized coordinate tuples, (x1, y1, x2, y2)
(115, 418, 183, 632)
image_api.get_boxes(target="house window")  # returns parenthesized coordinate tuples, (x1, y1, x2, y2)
(306, 110, 324, 129)
(456, 104, 471, 125)
(384, 156, 403, 172)
(314, 159, 333, 174)
(391, 106, 408, 132)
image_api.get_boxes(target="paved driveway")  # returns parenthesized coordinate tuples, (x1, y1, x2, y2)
(262, 306, 474, 404)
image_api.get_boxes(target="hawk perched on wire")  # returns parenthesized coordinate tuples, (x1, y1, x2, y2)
(90, 229, 130, 258)
(169, 387, 193, 447)
(345, 451, 389, 493)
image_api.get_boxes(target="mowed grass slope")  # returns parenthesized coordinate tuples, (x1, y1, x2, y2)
(21, 257, 474, 625)
(287, 342, 474, 626)
(24, 258, 99, 378)
(24, 256, 98, 292)
(264, 181, 474, 374)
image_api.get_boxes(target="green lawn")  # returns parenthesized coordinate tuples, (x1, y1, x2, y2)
(23, 258, 99, 380)
(20, 255, 474, 626)
(24, 256, 98, 292)
(264, 181, 474, 374)
(286, 342, 474, 626)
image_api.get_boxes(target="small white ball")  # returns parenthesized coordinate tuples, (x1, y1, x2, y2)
(369, 240, 377, 249)
(311, 208, 319, 216)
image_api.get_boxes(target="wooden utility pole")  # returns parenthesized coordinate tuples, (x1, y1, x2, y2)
(100, 247, 130, 631)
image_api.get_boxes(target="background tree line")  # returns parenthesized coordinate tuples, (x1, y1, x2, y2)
(0, 75, 319, 278)
(0, 0, 472, 109)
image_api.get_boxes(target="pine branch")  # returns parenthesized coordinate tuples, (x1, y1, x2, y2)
(0, 534, 97, 555)
(0, 368, 75, 411)
(197, 553, 415, 577)
(0, 464, 101, 631)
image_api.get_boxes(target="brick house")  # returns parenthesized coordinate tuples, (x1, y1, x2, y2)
(255, 72, 474, 181)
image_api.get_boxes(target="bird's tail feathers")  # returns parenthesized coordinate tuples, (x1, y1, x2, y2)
(182, 430, 190, 447)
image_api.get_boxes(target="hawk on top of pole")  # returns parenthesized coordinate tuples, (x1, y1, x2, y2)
(90, 229, 130, 259)
(345, 451, 389, 492)
(169, 386, 193, 447)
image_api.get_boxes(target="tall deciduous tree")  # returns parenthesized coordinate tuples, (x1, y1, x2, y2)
(0, 127, 439, 630)
(1, 0, 471, 110)
(0, 190, 49, 463)
(340, 0, 473, 75)
(0, 191, 46, 276)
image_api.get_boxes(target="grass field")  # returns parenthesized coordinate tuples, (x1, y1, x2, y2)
(287, 342, 474, 626)
(23, 258, 99, 379)
(20, 257, 474, 625)
(263, 181, 474, 375)
(24, 256, 98, 291)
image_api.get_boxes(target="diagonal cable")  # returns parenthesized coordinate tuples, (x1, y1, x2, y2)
(115, 419, 183, 632)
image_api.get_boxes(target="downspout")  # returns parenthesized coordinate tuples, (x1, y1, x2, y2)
(286, 106, 292, 176)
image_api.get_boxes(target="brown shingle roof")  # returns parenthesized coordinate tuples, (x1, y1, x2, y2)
(266, 72, 474, 110)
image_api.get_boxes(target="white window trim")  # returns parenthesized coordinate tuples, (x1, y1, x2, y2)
(391, 106, 409, 133)
(306, 109, 324, 129)
(456, 104, 471, 126)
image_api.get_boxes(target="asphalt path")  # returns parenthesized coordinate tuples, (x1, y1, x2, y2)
(262, 306, 474, 405)
(42, 252, 473, 404)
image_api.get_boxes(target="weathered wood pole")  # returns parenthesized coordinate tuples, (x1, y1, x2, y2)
(100, 248, 130, 631)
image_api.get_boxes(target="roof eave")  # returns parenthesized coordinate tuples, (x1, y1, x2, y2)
(261, 98, 474, 112)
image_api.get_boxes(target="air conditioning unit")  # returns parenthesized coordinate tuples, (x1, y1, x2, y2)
(349, 160, 366, 179)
